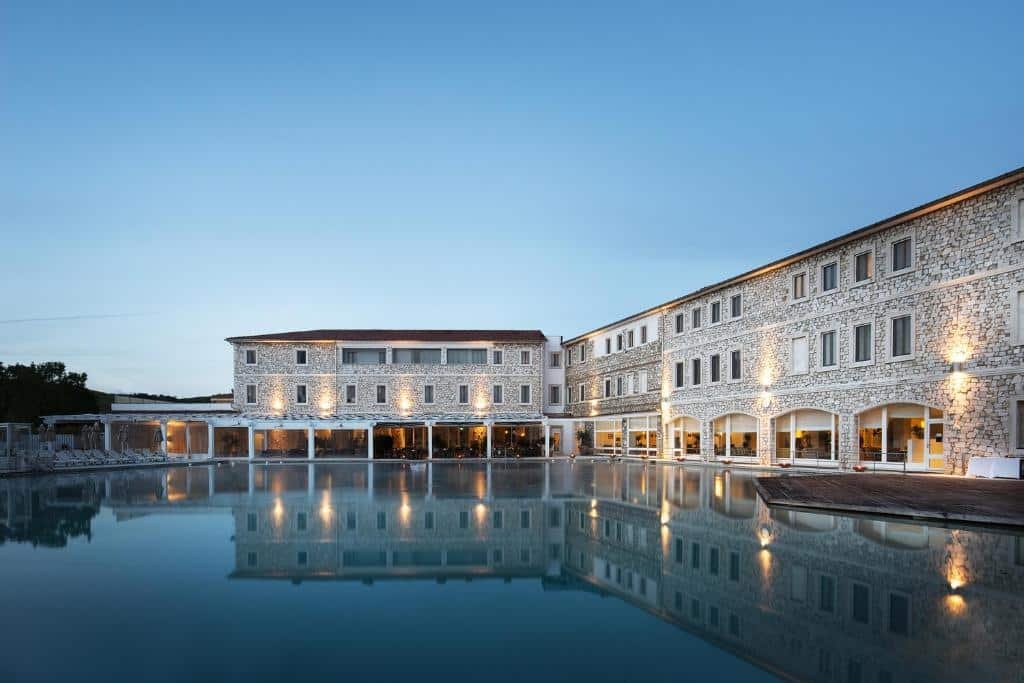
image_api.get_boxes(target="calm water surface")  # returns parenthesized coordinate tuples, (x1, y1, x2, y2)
(1, 461, 1021, 683)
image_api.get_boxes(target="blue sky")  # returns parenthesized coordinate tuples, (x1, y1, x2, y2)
(2, 0, 1022, 396)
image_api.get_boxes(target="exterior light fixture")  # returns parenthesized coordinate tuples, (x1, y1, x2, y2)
(949, 361, 965, 373)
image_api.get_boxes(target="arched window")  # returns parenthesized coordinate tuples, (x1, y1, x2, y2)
(775, 410, 839, 463)
(857, 403, 944, 470)
(712, 413, 758, 459)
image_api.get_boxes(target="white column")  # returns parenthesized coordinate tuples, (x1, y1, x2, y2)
(427, 462, 433, 499)
(208, 466, 215, 497)
(367, 423, 375, 460)
(427, 422, 433, 460)
(486, 462, 492, 500)
(247, 464, 255, 496)
(159, 421, 168, 455)
(307, 426, 315, 460)
(544, 421, 551, 458)
(367, 462, 374, 499)
(307, 463, 315, 497)
(247, 425, 255, 460)
(207, 424, 215, 458)
(184, 422, 192, 458)
(103, 422, 112, 451)
(486, 421, 493, 459)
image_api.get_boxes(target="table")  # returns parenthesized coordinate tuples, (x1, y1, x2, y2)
(967, 457, 1023, 479)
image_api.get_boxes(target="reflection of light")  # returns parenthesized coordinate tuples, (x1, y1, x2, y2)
(758, 548, 772, 575)
(758, 526, 772, 548)
(319, 491, 333, 525)
(660, 499, 671, 525)
(474, 503, 487, 523)
(944, 594, 966, 616)
(714, 475, 724, 499)
(399, 501, 411, 524)
(590, 498, 598, 508)
(272, 498, 284, 525)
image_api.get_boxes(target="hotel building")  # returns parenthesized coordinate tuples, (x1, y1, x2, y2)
(44, 165, 1024, 474)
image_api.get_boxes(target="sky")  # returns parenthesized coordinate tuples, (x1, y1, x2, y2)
(2, 0, 1023, 396)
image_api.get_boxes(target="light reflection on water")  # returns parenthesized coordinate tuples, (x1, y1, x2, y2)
(1, 461, 1022, 683)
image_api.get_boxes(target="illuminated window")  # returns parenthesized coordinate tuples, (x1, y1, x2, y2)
(296, 385, 308, 404)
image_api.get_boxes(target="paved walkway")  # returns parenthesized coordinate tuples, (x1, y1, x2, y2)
(755, 473, 1024, 528)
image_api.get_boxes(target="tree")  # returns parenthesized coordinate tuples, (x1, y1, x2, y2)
(0, 362, 100, 425)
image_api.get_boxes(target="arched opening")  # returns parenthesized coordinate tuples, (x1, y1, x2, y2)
(857, 403, 945, 470)
(854, 519, 930, 550)
(669, 416, 701, 458)
(710, 470, 757, 518)
(774, 409, 839, 464)
(712, 413, 758, 459)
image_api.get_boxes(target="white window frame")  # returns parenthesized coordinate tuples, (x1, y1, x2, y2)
(616, 376, 623, 397)
(887, 311, 915, 362)
(815, 326, 840, 372)
(520, 350, 531, 365)
(457, 384, 469, 405)
(295, 348, 308, 366)
(691, 306, 702, 330)
(691, 357, 702, 386)
(851, 246, 875, 287)
(727, 348, 743, 383)
(245, 383, 257, 405)
(375, 384, 387, 405)
(344, 384, 357, 404)
(548, 384, 561, 405)
(818, 259, 839, 296)
(850, 318, 875, 367)
(1011, 190, 1024, 244)
(886, 232, 915, 278)
(549, 351, 561, 368)
(675, 313, 685, 335)
(605, 338, 612, 354)
(640, 325, 648, 344)
(789, 333, 810, 376)
(296, 384, 309, 405)
(638, 369, 649, 393)
(579, 383, 586, 402)
(579, 344, 587, 363)
(789, 268, 809, 304)
(1008, 396, 1024, 455)
(1010, 287, 1024, 346)
(244, 348, 257, 366)
(616, 334, 623, 352)
(709, 353, 721, 384)
(493, 384, 504, 405)
(730, 293, 743, 320)
(423, 384, 436, 404)
(519, 384, 531, 405)
(674, 362, 686, 389)
(604, 378, 612, 398)
(709, 300, 722, 326)
(627, 329, 635, 348)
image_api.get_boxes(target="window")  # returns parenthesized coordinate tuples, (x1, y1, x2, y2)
(346, 510, 356, 530)
(791, 565, 807, 602)
(605, 338, 612, 354)
(792, 272, 807, 300)
(549, 385, 561, 405)
(492, 510, 503, 529)
(854, 250, 873, 283)
(424, 511, 434, 530)
(549, 508, 561, 528)
(604, 379, 612, 397)
(675, 362, 685, 388)
(447, 349, 487, 364)
(851, 583, 870, 624)
(709, 547, 720, 575)
(423, 385, 435, 404)
(579, 345, 586, 362)
(493, 385, 503, 404)
(887, 592, 910, 636)
(711, 301, 721, 324)
(1013, 399, 1024, 452)
(295, 349, 308, 365)
(244, 349, 257, 365)
(579, 384, 586, 401)
(492, 350, 503, 365)
(691, 542, 701, 570)
(791, 336, 809, 374)
(627, 330, 635, 348)
(616, 334, 623, 351)
(521, 350, 531, 364)
(710, 354, 721, 382)
(566, 348, 572, 366)
(375, 385, 387, 404)
(691, 358, 702, 386)
(566, 386, 573, 404)
(616, 376, 623, 396)
(296, 385, 308, 404)
(730, 294, 742, 318)
(675, 313, 685, 334)
(820, 330, 837, 368)
(853, 322, 873, 364)
(520, 510, 531, 529)
(692, 307, 702, 329)
(459, 510, 469, 529)
(376, 511, 387, 530)
(343, 348, 386, 364)
(640, 325, 648, 343)
(890, 314, 913, 359)
(674, 538, 684, 563)
(297, 512, 307, 531)
(297, 551, 308, 566)
(247, 512, 257, 531)
(1014, 290, 1024, 344)
(247, 551, 257, 567)
(550, 352, 561, 367)
(345, 384, 356, 404)
(392, 348, 442, 364)
(729, 349, 742, 380)
(821, 261, 838, 292)
(245, 384, 257, 405)
(728, 552, 740, 581)
(520, 385, 531, 404)
(458, 384, 469, 404)
(891, 237, 912, 273)
(493, 549, 503, 564)
(819, 575, 836, 613)
(638, 370, 648, 393)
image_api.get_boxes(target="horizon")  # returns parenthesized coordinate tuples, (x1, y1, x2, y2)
(3, 1, 1023, 395)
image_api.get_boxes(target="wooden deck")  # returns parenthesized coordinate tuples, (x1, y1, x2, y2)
(755, 473, 1024, 528)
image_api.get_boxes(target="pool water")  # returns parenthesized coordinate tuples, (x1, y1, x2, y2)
(1, 461, 1021, 682)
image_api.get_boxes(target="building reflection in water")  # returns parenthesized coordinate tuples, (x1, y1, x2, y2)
(2, 461, 1022, 682)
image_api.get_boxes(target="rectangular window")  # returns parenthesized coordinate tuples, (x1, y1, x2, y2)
(579, 384, 586, 401)
(692, 307, 702, 329)
(730, 294, 742, 318)
(520, 385, 531, 404)
(638, 370, 648, 393)
(616, 334, 623, 351)
(245, 349, 257, 365)
(627, 330, 635, 348)
(891, 315, 912, 358)
(605, 338, 611, 354)
(458, 385, 469, 404)
(640, 325, 648, 343)
(819, 575, 836, 613)
(459, 510, 469, 529)
(392, 348, 442, 364)
(604, 379, 612, 397)
(851, 583, 870, 624)
(730, 350, 742, 380)
(1016, 400, 1024, 451)
(296, 385, 308, 404)
(297, 512, 307, 531)
(550, 352, 561, 368)
(821, 331, 837, 368)
(376, 511, 386, 530)
(375, 385, 387, 404)
(888, 593, 910, 636)
(346, 510, 356, 530)
(579, 345, 586, 362)
(424, 511, 434, 530)
(492, 510, 503, 529)
(711, 301, 721, 323)
(447, 349, 487, 364)
(247, 512, 257, 531)
(854, 323, 873, 363)
(566, 386, 573, 404)
(493, 385, 503, 404)
(521, 350, 531, 364)
(245, 384, 257, 405)
(791, 336, 809, 374)
(423, 385, 435, 404)
(821, 262, 838, 291)
(616, 377, 623, 396)
(855, 250, 873, 282)
(674, 538, 684, 563)
(297, 551, 307, 566)
(295, 349, 308, 365)
(247, 551, 257, 567)
(691, 358, 702, 386)
(709, 547, 720, 575)
(691, 542, 701, 570)
(549, 385, 561, 405)
(343, 348, 387, 365)
(345, 384, 356, 404)
(792, 272, 806, 300)
(520, 510, 531, 529)
(729, 552, 740, 581)
(549, 508, 561, 528)
(675, 313, 685, 334)
(675, 362, 685, 388)
(493, 349, 503, 365)
(891, 237, 912, 272)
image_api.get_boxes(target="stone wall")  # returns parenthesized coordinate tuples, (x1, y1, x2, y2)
(564, 336, 663, 417)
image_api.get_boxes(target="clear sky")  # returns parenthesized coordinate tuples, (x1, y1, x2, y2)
(2, 0, 1022, 396)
